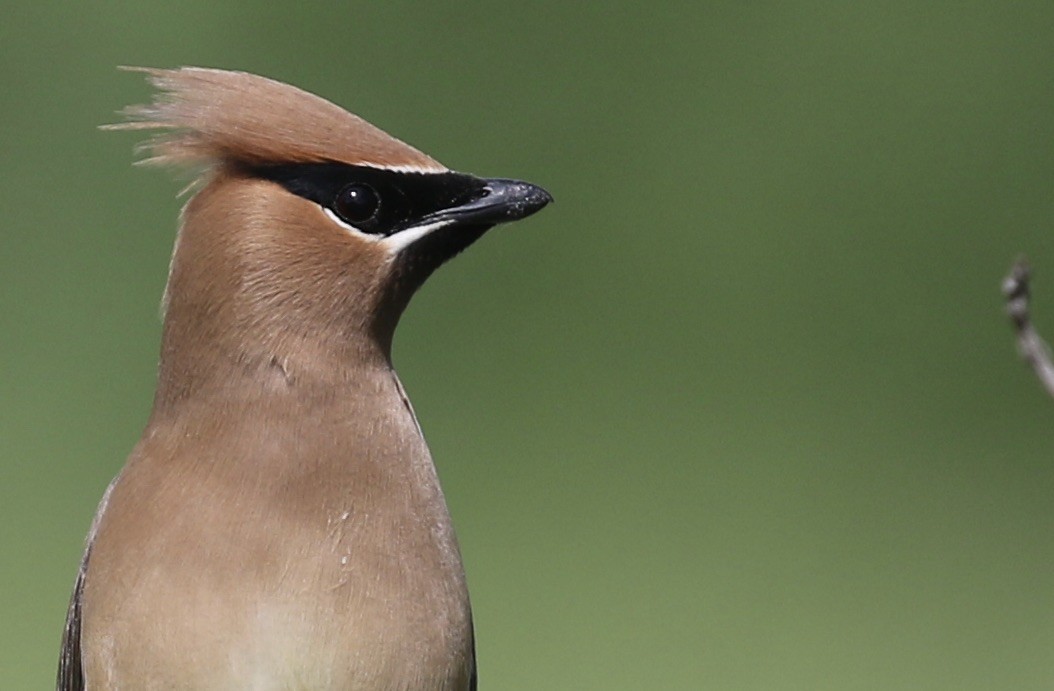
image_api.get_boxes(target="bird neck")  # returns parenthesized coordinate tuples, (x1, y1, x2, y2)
(152, 315, 395, 415)
(150, 174, 413, 413)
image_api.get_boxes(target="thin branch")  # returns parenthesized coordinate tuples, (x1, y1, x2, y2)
(1003, 256, 1054, 399)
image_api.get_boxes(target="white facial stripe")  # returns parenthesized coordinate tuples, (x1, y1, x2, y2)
(379, 219, 454, 254)
(323, 207, 382, 242)
(322, 207, 453, 256)
(358, 161, 449, 175)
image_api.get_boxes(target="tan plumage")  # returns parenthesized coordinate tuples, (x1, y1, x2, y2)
(109, 67, 446, 172)
(59, 67, 550, 690)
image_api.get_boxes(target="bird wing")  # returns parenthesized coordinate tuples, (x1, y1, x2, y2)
(56, 545, 89, 691)
(469, 619, 478, 690)
(57, 477, 118, 691)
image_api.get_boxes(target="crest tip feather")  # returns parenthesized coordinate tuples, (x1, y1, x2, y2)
(107, 66, 447, 173)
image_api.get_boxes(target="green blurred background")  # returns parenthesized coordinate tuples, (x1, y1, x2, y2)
(4, 2, 1054, 688)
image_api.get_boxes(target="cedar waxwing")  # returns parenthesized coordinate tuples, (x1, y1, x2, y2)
(57, 67, 551, 691)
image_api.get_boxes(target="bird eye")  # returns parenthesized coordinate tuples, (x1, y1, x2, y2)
(333, 183, 380, 225)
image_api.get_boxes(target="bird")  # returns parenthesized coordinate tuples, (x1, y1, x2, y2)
(57, 67, 551, 691)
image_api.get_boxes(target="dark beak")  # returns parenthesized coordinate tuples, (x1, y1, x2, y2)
(427, 178, 553, 227)
(389, 177, 552, 287)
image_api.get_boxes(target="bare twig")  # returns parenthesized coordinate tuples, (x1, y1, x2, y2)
(1003, 256, 1054, 399)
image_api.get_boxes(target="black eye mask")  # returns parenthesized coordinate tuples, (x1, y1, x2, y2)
(249, 163, 489, 237)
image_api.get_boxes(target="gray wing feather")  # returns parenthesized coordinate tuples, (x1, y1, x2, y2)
(57, 545, 89, 691)
(57, 477, 119, 691)
(469, 618, 478, 691)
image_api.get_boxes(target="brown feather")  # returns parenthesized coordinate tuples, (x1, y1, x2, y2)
(61, 67, 524, 689)
(105, 67, 446, 172)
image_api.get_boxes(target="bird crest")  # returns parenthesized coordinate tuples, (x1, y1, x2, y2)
(107, 67, 447, 173)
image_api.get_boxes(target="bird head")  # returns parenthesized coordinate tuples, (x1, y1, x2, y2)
(110, 67, 551, 401)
